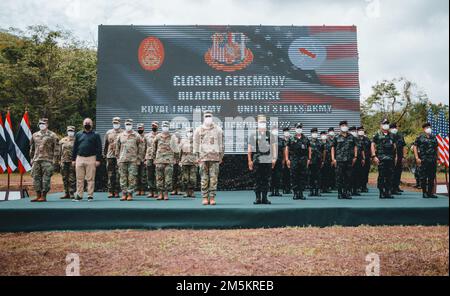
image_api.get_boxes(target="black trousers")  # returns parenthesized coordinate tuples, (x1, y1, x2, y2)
(282, 165, 291, 192)
(254, 162, 272, 193)
(419, 159, 437, 193)
(309, 162, 320, 190)
(377, 159, 394, 192)
(351, 159, 363, 191)
(291, 158, 308, 193)
(392, 158, 403, 190)
(270, 160, 282, 192)
(320, 162, 331, 190)
(361, 160, 371, 189)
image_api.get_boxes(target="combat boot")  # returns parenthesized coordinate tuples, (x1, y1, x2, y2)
(427, 183, 438, 198)
(344, 190, 352, 199)
(315, 189, 321, 196)
(352, 188, 361, 196)
(299, 191, 306, 200)
(338, 189, 343, 199)
(202, 196, 209, 205)
(156, 191, 164, 200)
(209, 196, 216, 205)
(293, 191, 299, 200)
(261, 192, 271, 204)
(254, 192, 262, 204)
(60, 192, 71, 199)
(107, 192, 114, 198)
(309, 189, 314, 197)
(37, 192, 47, 202)
(126, 193, 133, 201)
(384, 189, 394, 199)
(163, 191, 169, 200)
(120, 192, 128, 201)
(31, 192, 42, 202)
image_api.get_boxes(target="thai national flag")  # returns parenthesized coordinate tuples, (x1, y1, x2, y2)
(0, 114, 7, 173)
(15, 111, 32, 173)
(4, 111, 18, 173)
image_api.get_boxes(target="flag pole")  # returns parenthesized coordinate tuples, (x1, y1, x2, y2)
(6, 169, 10, 201)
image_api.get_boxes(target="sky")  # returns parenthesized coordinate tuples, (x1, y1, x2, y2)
(0, 0, 448, 104)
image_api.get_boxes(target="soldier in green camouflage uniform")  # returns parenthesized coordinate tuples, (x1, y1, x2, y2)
(320, 131, 332, 193)
(358, 126, 371, 193)
(331, 120, 357, 199)
(390, 123, 407, 195)
(115, 119, 143, 201)
(179, 127, 197, 198)
(309, 128, 324, 197)
(104, 117, 123, 198)
(193, 110, 224, 206)
(171, 129, 182, 195)
(153, 121, 179, 200)
(136, 123, 147, 195)
(30, 118, 60, 202)
(59, 126, 76, 199)
(371, 119, 397, 199)
(413, 122, 439, 198)
(144, 121, 159, 198)
(349, 126, 365, 196)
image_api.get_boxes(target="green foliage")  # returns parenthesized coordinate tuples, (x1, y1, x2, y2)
(0, 25, 96, 136)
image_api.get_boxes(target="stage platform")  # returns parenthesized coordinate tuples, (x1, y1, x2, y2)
(0, 188, 448, 232)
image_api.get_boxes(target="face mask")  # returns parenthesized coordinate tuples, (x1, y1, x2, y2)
(390, 128, 398, 134)
(84, 124, 92, 131)
(39, 124, 46, 131)
(321, 135, 327, 140)
(113, 124, 120, 130)
(67, 131, 75, 137)
(162, 127, 169, 133)
(328, 131, 335, 137)
(138, 130, 144, 134)
(311, 133, 318, 139)
(257, 122, 266, 129)
(125, 125, 132, 131)
(295, 128, 302, 134)
(152, 127, 158, 132)
(204, 117, 213, 125)
(350, 131, 358, 137)
(425, 128, 432, 134)
(340, 126, 348, 132)
(271, 130, 278, 136)
(284, 131, 290, 138)
(382, 124, 390, 131)
(358, 131, 365, 136)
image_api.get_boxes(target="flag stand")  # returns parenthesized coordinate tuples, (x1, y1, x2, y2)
(19, 173, 29, 199)
(4, 173, 10, 201)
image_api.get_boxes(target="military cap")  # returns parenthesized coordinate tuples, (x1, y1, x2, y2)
(295, 122, 303, 128)
(389, 123, 397, 129)
(328, 127, 335, 132)
(320, 130, 327, 135)
(137, 123, 144, 129)
(282, 127, 290, 132)
(161, 121, 170, 127)
(380, 118, 390, 125)
(422, 122, 431, 128)
(349, 126, 357, 131)
(38, 118, 48, 124)
(311, 127, 318, 133)
(112, 117, 121, 124)
(125, 119, 133, 125)
(67, 126, 75, 132)
(339, 120, 348, 126)
(203, 110, 213, 117)
(256, 114, 267, 122)
(151, 121, 159, 126)
(357, 126, 364, 130)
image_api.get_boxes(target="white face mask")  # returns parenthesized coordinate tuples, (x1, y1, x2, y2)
(162, 127, 169, 133)
(257, 122, 266, 129)
(271, 130, 279, 136)
(295, 128, 302, 134)
(328, 131, 335, 137)
(340, 126, 349, 133)
(358, 130, 365, 136)
(350, 131, 358, 137)
(321, 135, 328, 140)
(125, 125, 132, 131)
(311, 133, 318, 139)
(425, 128, 432, 134)
(39, 124, 47, 131)
(204, 117, 213, 125)
(284, 131, 290, 138)
(113, 123, 120, 130)
(382, 124, 390, 131)
(390, 128, 398, 134)
(67, 131, 75, 137)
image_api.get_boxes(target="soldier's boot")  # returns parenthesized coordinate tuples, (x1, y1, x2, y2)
(315, 188, 321, 197)
(261, 192, 271, 204)
(269, 188, 275, 197)
(427, 182, 438, 198)
(254, 191, 262, 204)
(384, 189, 394, 199)
(147, 191, 154, 198)
(202, 196, 209, 205)
(275, 189, 282, 196)
(299, 191, 306, 200)
(113, 192, 119, 198)
(31, 192, 42, 202)
(156, 191, 164, 200)
(60, 192, 71, 199)
(309, 189, 314, 196)
(163, 191, 169, 200)
(69, 192, 75, 199)
(293, 191, 299, 200)
(352, 188, 361, 196)
(120, 192, 128, 201)
(344, 190, 352, 199)
(107, 192, 114, 198)
(378, 188, 385, 199)
(338, 189, 343, 199)
(37, 192, 47, 202)
(361, 186, 369, 193)
(127, 193, 133, 201)
(209, 195, 216, 205)
(392, 187, 401, 195)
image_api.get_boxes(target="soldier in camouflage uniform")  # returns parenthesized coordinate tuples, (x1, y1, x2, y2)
(248, 115, 276, 205)
(358, 126, 371, 193)
(171, 129, 182, 195)
(193, 110, 224, 206)
(281, 127, 292, 194)
(331, 120, 357, 199)
(179, 127, 197, 198)
(153, 121, 179, 200)
(413, 122, 439, 198)
(349, 126, 366, 196)
(269, 124, 283, 197)
(115, 119, 143, 201)
(309, 128, 325, 197)
(285, 123, 310, 200)
(327, 127, 337, 190)
(371, 119, 397, 199)
(59, 126, 76, 199)
(390, 123, 407, 195)
(30, 118, 60, 202)
(320, 131, 332, 193)
(136, 123, 147, 195)
(144, 121, 159, 198)
(104, 117, 122, 198)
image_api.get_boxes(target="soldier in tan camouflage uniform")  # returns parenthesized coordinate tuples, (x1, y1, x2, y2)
(152, 121, 179, 200)
(115, 119, 143, 201)
(104, 117, 122, 198)
(30, 118, 60, 202)
(144, 121, 159, 198)
(59, 126, 76, 199)
(193, 110, 224, 205)
(171, 129, 182, 195)
(136, 123, 147, 195)
(179, 127, 197, 198)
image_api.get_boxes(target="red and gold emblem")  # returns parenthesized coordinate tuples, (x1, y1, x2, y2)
(138, 36, 164, 71)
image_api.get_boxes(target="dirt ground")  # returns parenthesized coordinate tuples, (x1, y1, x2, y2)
(0, 226, 448, 276)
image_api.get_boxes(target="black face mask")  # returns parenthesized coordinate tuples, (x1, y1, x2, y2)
(138, 130, 144, 134)
(84, 124, 92, 131)
(152, 127, 158, 132)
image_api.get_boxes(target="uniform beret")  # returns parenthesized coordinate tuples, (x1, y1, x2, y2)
(339, 120, 348, 126)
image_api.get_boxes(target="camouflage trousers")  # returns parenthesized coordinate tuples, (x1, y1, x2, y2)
(31, 160, 54, 194)
(155, 163, 173, 192)
(181, 164, 197, 191)
(146, 159, 156, 191)
(106, 158, 120, 193)
(199, 161, 220, 198)
(119, 162, 138, 194)
(61, 162, 76, 194)
(172, 164, 180, 190)
(136, 161, 147, 192)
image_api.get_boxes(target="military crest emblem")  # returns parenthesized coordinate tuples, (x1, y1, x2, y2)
(138, 36, 165, 71)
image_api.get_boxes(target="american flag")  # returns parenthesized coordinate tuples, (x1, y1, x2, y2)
(428, 108, 449, 167)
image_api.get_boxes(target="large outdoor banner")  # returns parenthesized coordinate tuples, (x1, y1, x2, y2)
(97, 25, 360, 153)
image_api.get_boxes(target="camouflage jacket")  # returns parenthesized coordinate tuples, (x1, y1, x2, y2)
(59, 136, 75, 163)
(30, 130, 60, 163)
(414, 133, 438, 161)
(193, 123, 224, 162)
(144, 131, 159, 160)
(104, 128, 123, 159)
(152, 133, 179, 164)
(179, 137, 197, 165)
(332, 133, 356, 162)
(287, 134, 310, 160)
(372, 131, 396, 161)
(359, 136, 372, 161)
(115, 131, 143, 163)
(309, 138, 324, 164)
(138, 133, 146, 162)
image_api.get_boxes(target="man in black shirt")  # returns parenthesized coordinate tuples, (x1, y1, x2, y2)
(72, 118, 102, 201)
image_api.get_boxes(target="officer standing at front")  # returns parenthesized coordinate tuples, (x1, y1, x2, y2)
(309, 128, 324, 197)
(59, 126, 76, 199)
(285, 123, 310, 200)
(413, 122, 439, 198)
(331, 120, 357, 199)
(390, 123, 407, 195)
(371, 119, 397, 199)
(104, 117, 123, 198)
